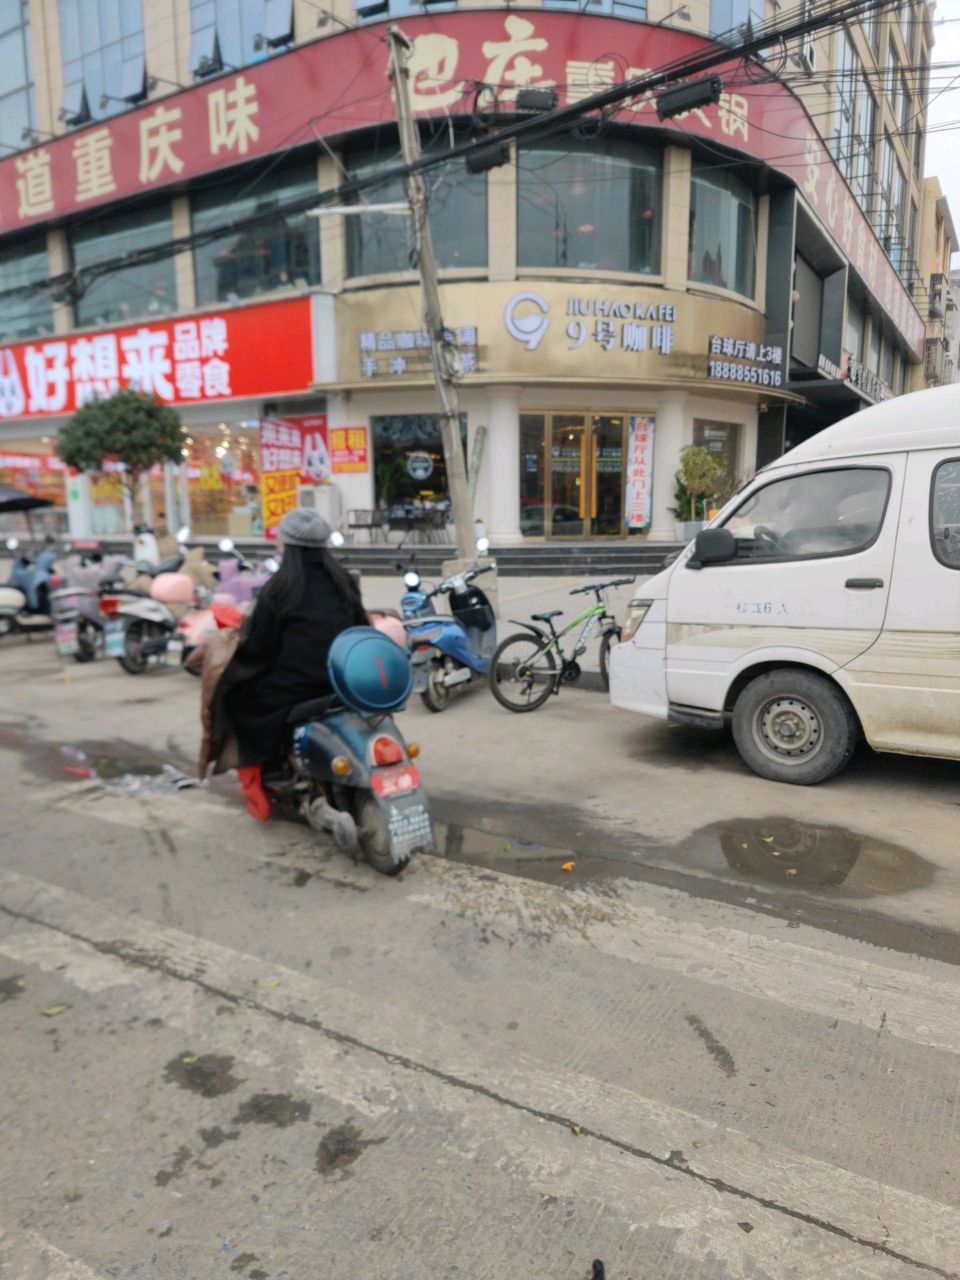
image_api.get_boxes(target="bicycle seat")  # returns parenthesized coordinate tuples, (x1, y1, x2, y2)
(531, 610, 562, 622)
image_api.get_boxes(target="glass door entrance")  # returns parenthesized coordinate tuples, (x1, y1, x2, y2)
(526, 413, 626, 538)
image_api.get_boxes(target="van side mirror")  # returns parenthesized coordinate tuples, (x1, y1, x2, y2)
(689, 527, 737, 570)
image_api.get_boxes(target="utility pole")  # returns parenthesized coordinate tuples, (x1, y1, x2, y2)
(387, 25, 475, 560)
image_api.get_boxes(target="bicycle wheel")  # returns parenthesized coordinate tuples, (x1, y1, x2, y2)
(598, 627, 620, 692)
(489, 633, 557, 712)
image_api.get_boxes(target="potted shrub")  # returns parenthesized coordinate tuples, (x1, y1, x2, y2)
(673, 445, 722, 541)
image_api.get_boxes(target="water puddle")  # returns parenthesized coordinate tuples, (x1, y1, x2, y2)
(433, 811, 933, 901)
(0, 722, 199, 796)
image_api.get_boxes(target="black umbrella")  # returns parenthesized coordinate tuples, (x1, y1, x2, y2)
(0, 485, 55, 540)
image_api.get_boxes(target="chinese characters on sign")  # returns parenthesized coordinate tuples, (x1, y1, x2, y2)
(706, 336, 783, 388)
(566, 298, 678, 356)
(843, 355, 890, 403)
(262, 470, 299, 541)
(329, 428, 369, 474)
(259, 414, 331, 540)
(624, 415, 655, 530)
(0, 297, 313, 419)
(358, 327, 479, 379)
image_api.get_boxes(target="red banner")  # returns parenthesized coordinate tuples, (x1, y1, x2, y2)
(0, 13, 923, 354)
(259, 413, 330, 540)
(0, 296, 313, 420)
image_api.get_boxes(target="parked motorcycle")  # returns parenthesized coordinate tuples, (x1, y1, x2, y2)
(49, 546, 129, 662)
(400, 550, 498, 712)
(216, 537, 278, 606)
(0, 537, 57, 642)
(262, 624, 434, 875)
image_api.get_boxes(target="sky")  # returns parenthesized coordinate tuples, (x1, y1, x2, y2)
(924, 8, 960, 266)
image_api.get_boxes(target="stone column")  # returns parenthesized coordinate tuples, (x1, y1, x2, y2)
(484, 385, 522, 544)
(648, 393, 688, 541)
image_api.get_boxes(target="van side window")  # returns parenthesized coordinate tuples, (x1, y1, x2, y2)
(723, 468, 890, 561)
(931, 460, 960, 569)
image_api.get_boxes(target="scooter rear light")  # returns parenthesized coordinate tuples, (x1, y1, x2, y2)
(371, 763, 419, 797)
(48, 575, 63, 587)
(99, 596, 120, 616)
(371, 735, 404, 766)
(331, 756, 352, 777)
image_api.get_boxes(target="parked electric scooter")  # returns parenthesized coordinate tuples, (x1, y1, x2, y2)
(49, 546, 129, 662)
(0, 537, 57, 642)
(105, 526, 198, 673)
(262, 624, 435, 875)
(400, 542, 498, 712)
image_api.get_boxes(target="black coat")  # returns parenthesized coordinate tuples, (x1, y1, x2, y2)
(224, 553, 367, 767)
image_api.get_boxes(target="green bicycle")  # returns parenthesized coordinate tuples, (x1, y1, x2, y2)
(489, 576, 635, 712)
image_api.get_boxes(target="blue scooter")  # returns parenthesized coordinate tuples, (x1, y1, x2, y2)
(401, 557, 498, 713)
(262, 626, 435, 876)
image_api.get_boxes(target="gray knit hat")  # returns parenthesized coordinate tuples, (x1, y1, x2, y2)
(278, 507, 332, 547)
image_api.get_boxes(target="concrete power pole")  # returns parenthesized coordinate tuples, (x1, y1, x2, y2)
(387, 26, 475, 560)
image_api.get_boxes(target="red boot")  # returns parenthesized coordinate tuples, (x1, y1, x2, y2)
(237, 765, 271, 823)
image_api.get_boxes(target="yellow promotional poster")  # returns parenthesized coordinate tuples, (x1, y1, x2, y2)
(200, 464, 224, 491)
(262, 469, 299, 541)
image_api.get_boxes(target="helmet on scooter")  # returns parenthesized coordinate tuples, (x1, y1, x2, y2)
(328, 626, 412, 714)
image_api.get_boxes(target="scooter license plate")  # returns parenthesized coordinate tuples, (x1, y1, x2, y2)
(55, 620, 79, 656)
(384, 792, 435, 858)
(165, 637, 185, 667)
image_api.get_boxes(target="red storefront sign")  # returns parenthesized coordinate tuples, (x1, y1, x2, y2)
(0, 297, 313, 420)
(329, 427, 369, 474)
(0, 14, 923, 356)
(260, 413, 331, 540)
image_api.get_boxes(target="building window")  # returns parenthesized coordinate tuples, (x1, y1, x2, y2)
(876, 136, 906, 272)
(710, 0, 764, 39)
(845, 300, 865, 360)
(0, 1, 35, 146)
(518, 141, 661, 274)
(346, 136, 486, 278)
(70, 203, 176, 327)
(355, 0, 454, 25)
(59, 0, 145, 122)
(852, 89, 876, 209)
(0, 233, 52, 341)
(190, 0, 291, 73)
(370, 414, 466, 516)
(191, 158, 320, 305)
(544, 0, 649, 18)
(689, 161, 756, 298)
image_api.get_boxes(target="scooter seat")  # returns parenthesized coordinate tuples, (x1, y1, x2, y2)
(285, 693, 340, 724)
(531, 610, 562, 622)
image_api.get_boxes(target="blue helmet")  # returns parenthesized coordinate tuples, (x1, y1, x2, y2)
(328, 626, 413, 714)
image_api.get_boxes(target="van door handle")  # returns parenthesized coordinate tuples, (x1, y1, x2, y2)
(845, 578, 884, 590)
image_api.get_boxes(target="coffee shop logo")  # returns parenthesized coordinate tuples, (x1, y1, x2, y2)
(504, 291, 550, 351)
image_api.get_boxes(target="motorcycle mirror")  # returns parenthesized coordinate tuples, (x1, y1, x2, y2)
(217, 536, 235, 553)
(475, 535, 491, 554)
(5, 536, 19, 550)
(176, 525, 191, 543)
(328, 530, 345, 548)
(403, 570, 421, 589)
(263, 557, 280, 573)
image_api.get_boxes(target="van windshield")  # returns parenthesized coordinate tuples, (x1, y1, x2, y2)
(724, 467, 889, 559)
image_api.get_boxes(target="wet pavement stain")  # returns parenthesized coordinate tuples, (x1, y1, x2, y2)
(315, 1121, 386, 1178)
(684, 1013, 737, 1079)
(230, 1255, 260, 1274)
(163, 1053, 244, 1098)
(0, 974, 24, 1003)
(198, 1126, 240, 1148)
(154, 1145, 192, 1187)
(232, 1093, 311, 1128)
(0, 722, 200, 795)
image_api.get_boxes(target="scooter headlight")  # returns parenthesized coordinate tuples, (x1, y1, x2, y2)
(404, 570, 421, 589)
(621, 598, 654, 643)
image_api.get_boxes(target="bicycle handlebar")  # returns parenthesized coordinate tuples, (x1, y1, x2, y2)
(569, 575, 636, 596)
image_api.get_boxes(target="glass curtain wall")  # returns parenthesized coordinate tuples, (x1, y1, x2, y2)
(517, 141, 661, 274)
(191, 0, 278, 72)
(59, 0, 145, 121)
(0, 233, 53, 340)
(191, 158, 320, 305)
(688, 161, 756, 297)
(0, 1, 36, 145)
(71, 203, 176, 325)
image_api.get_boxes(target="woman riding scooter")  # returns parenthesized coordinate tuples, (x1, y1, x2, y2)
(218, 508, 369, 821)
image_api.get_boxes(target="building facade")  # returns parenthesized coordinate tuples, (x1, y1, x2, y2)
(917, 177, 958, 388)
(0, 0, 942, 543)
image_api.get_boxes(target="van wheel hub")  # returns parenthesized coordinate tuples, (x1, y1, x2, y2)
(757, 697, 821, 759)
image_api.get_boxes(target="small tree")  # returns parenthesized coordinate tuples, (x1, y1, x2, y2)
(677, 445, 722, 522)
(58, 389, 185, 526)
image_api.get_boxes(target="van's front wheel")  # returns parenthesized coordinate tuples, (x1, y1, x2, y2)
(731, 670, 858, 785)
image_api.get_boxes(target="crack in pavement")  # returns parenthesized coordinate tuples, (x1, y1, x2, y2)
(1, 899, 955, 1280)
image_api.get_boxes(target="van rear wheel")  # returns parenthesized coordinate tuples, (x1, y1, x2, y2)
(731, 670, 858, 786)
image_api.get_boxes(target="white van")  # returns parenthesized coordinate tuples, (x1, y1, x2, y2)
(609, 383, 960, 785)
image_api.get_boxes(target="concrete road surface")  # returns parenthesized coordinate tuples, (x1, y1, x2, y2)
(0, 604, 958, 1280)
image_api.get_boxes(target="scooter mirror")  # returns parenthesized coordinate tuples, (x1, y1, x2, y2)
(5, 536, 19, 551)
(176, 525, 191, 543)
(403, 570, 421, 589)
(263, 557, 280, 573)
(217, 536, 235, 553)
(475, 536, 491, 554)
(328, 530, 345, 548)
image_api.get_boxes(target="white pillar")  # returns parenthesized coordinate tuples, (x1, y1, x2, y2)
(484, 385, 522, 544)
(66, 473, 91, 538)
(649, 393, 688, 541)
